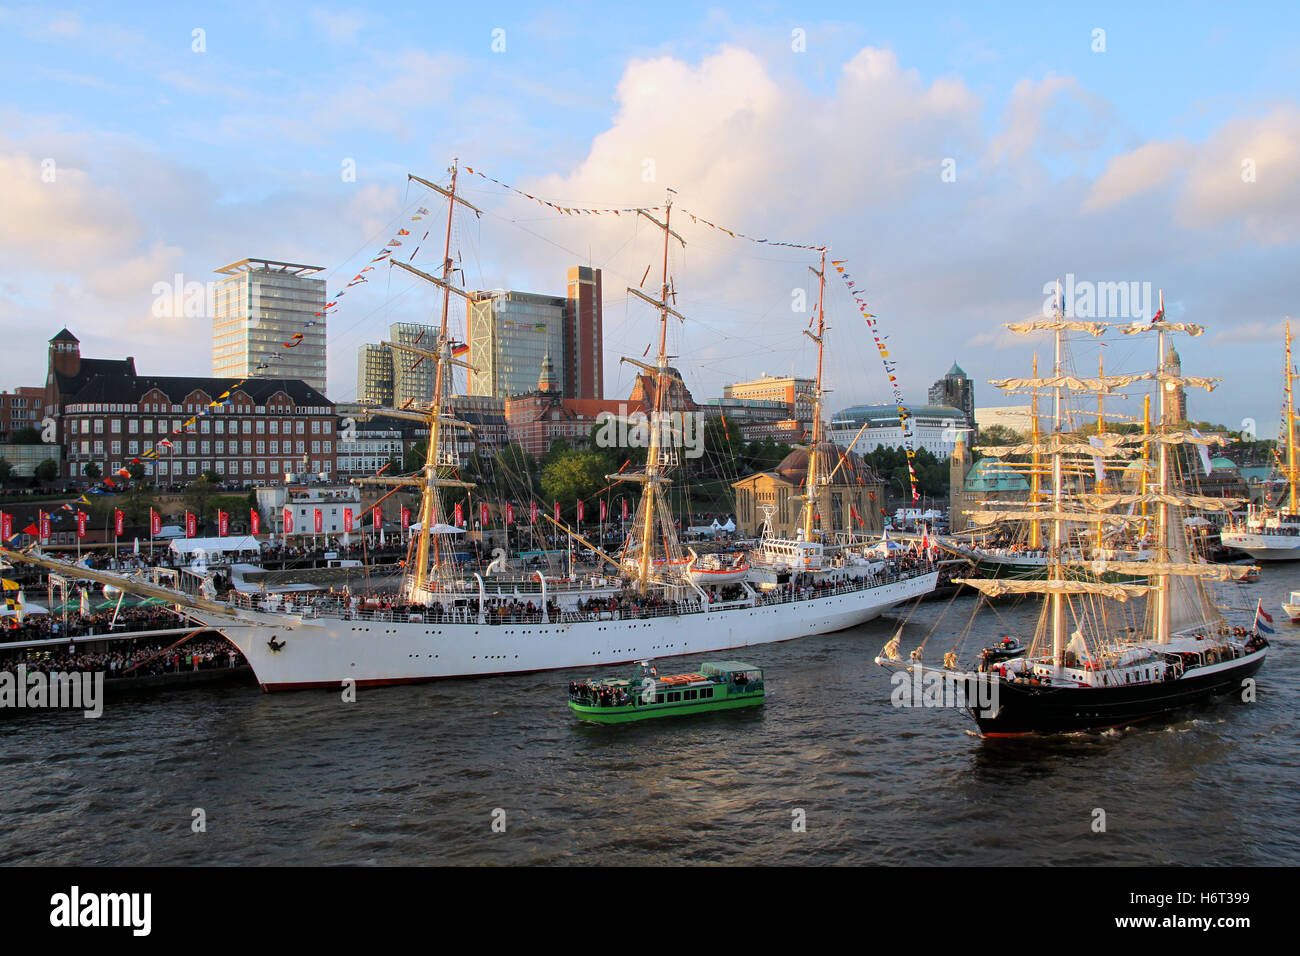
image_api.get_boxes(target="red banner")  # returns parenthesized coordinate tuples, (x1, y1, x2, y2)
(283, 507, 294, 534)
(0, 512, 10, 541)
(185, 511, 197, 538)
(313, 508, 323, 533)
(250, 509, 260, 535)
(343, 508, 353, 532)
(480, 501, 489, 526)
(530, 500, 538, 524)
(113, 509, 124, 536)
(150, 509, 162, 536)
(453, 502, 462, 527)
(576, 500, 584, 522)
(372, 506, 381, 530)
(76, 510, 87, 539)
(505, 503, 514, 525)
(599, 500, 607, 522)
(401, 505, 410, 530)
(554, 501, 560, 522)
(39, 512, 50, 541)
(621, 498, 629, 520)
(218, 510, 229, 536)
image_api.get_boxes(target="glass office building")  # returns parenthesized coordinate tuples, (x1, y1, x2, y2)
(213, 258, 327, 394)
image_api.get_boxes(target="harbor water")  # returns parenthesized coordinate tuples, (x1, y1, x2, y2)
(2, 568, 1297, 866)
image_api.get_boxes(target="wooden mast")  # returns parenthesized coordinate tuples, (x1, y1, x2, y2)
(1286, 321, 1297, 513)
(1029, 353, 1041, 548)
(802, 249, 827, 542)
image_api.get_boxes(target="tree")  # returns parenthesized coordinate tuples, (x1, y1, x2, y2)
(186, 477, 219, 521)
(201, 468, 221, 485)
(541, 450, 608, 520)
(82, 461, 102, 480)
(34, 458, 59, 483)
(975, 424, 1023, 448)
(127, 462, 146, 482)
(0, 458, 11, 485)
(10, 426, 41, 445)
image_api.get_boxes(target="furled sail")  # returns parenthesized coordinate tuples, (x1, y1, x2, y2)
(953, 578, 1150, 601)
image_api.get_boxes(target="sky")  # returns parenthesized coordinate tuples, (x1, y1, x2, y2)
(1, 1, 1298, 436)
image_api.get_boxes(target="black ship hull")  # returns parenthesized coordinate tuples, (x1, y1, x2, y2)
(971, 650, 1267, 736)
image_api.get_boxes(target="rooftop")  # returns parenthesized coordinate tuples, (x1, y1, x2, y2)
(214, 258, 324, 277)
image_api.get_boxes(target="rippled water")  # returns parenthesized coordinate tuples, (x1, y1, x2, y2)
(3, 568, 1297, 866)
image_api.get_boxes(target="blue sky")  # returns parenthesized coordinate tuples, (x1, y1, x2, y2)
(2, 1, 1298, 434)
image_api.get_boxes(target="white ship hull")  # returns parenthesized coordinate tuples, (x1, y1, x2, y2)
(191, 571, 940, 690)
(1220, 531, 1300, 561)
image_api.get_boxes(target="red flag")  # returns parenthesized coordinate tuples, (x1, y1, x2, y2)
(599, 500, 607, 522)
(0, 512, 10, 541)
(621, 498, 628, 520)
(372, 506, 381, 530)
(250, 509, 261, 535)
(22, 523, 38, 537)
(76, 510, 86, 539)
(554, 501, 560, 522)
(505, 503, 514, 525)
(39, 512, 51, 541)
(401, 505, 410, 530)
(313, 508, 323, 533)
(218, 510, 229, 536)
(343, 508, 353, 532)
(453, 502, 462, 527)
(283, 507, 294, 534)
(576, 500, 584, 522)
(480, 501, 489, 526)
(185, 511, 197, 538)
(150, 509, 162, 536)
(113, 509, 124, 536)
(530, 500, 538, 524)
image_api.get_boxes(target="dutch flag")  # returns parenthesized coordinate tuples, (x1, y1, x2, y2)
(1254, 600, 1275, 634)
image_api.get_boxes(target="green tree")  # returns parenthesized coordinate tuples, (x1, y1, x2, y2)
(186, 477, 219, 521)
(82, 461, 102, 480)
(34, 458, 59, 482)
(541, 450, 608, 521)
(0, 458, 11, 485)
(201, 468, 221, 485)
(127, 462, 146, 482)
(975, 424, 1023, 448)
(10, 426, 41, 444)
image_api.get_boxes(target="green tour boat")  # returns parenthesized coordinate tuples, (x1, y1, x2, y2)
(568, 660, 765, 723)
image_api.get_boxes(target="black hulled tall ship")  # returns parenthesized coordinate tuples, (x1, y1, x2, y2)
(878, 298, 1267, 736)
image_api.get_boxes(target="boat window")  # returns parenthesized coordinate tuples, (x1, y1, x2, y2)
(684, 690, 697, 701)
(654, 694, 665, 704)
(699, 687, 713, 699)
(667, 692, 681, 702)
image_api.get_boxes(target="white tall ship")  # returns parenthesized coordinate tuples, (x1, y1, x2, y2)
(4, 163, 937, 691)
(1220, 321, 1300, 560)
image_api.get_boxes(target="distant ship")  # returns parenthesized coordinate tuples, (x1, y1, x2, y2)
(1221, 322, 1300, 560)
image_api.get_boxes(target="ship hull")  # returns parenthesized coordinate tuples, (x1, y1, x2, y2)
(192, 571, 940, 691)
(1220, 531, 1300, 561)
(973, 648, 1267, 736)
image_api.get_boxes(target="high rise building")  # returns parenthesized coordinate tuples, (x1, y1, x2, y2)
(356, 343, 394, 406)
(388, 322, 438, 408)
(468, 290, 567, 400)
(927, 362, 975, 431)
(565, 266, 603, 400)
(213, 258, 327, 395)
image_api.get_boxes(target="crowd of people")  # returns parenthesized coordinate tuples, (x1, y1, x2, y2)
(2, 637, 245, 680)
(4, 606, 191, 643)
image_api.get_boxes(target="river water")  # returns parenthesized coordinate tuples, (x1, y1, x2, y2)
(3, 567, 1296, 866)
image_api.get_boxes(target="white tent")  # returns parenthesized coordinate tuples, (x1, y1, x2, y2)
(406, 522, 465, 534)
(167, 535, 262, 559)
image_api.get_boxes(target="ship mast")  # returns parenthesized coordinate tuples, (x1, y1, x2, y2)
(1286, 321, 1297, 513)
(1051, 319, 1066, 664)
(1154, 300, 1171, 644)
(1029, 353, 1041, 548)
(801, 249, 828, 541)
(618, 192, 687, 592)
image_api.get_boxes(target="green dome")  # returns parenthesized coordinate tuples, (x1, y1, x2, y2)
(964, 458, 1030, 492)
